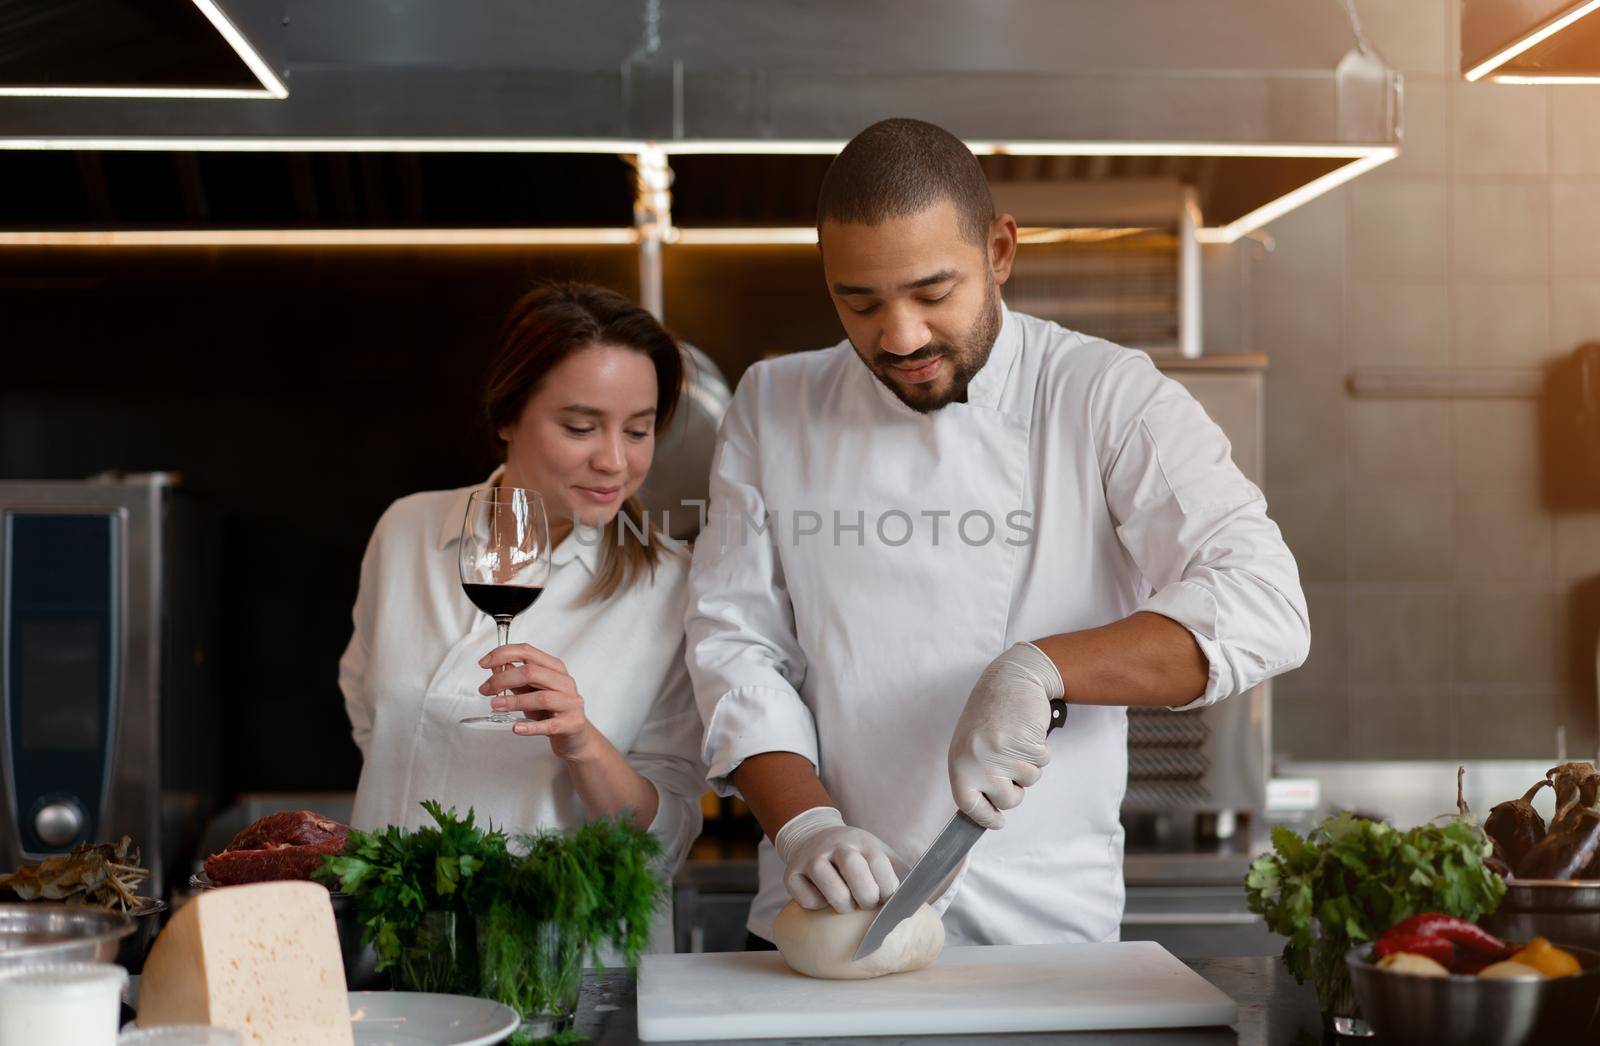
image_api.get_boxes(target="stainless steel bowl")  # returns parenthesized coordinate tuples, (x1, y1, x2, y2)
(1486, 879, 1600, 952)
(0, 903, 135, 971)
(1347, 943, 1600, 1045)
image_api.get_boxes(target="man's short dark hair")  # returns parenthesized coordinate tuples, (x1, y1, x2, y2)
(816, 118, 995, 246)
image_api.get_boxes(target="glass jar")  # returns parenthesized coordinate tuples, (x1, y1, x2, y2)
(394, 910, 480, 996)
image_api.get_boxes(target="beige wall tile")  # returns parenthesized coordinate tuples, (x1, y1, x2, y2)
(1457, 687, 1562, 758)
(1552, 281, 1600, 355)
(1350, 483, 1455, 581)
(1450, 281, 1552, 368)
(1269, 482, 1349, 584)
(1202, 243, 1247, 353)
(1553, 183, 1600, 277)
(1386, 79, 1450, 177)
(1455, 590, 1559, 684)
(1555, 513, 1600, 584)
(1351, 401, 1452, 481)
(1256, 190, 1347, 287)
(1351, 179, 1448, 278)
(1453, 181, 1549, 278)
(1453, 83, 1547, 176)
(1350, 282, 1451, 367)
(1452, 400, 1541, 494)
(1273, 689, 1350, 762)
(1455, 489, 1554, 583)
(1552, 87, 1600, 175)
(1352, 0, 1449, 75)
(1351, 684, 1455, 758)
(1292, 587, 1348, 693)
(1264, 370, 1347, 487)
(1255, 287, 1344, 374)
(1350, 590, 1452, 684)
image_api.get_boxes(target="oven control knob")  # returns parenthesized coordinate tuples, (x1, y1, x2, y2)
(34, 801, 84, 847)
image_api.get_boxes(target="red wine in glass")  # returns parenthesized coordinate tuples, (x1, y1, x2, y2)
(458, 487, 551, 728)
(462, 584, 543, 618)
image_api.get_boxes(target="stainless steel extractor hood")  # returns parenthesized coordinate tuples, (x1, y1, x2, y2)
(1462, 0, 1600, 84)
(0, 0, 1401, 243)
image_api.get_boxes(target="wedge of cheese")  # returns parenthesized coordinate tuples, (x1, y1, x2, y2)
(137, 880, 353, 1045)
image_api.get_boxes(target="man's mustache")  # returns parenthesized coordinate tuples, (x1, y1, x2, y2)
(875, 345, 952, 368)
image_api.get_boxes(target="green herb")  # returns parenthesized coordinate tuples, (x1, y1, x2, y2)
(480, 816, 667, 1034)
(317, 800, 510, 983)
(1245, 811, 1506, 1013)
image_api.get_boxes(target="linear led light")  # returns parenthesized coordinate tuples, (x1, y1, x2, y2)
(0, 137, 650, 153)
(0, 86, 280, 99)
(187, 0, 288, 98)
(0, 228, 641, 247)
(0, 137, 1394, 161)
(0, 0, 288, 100)
(0, 225, 1167, 248)
(1490, 73, 1600, 83)
(1463, 0, 1600, 81)
(1195, 147, 1397, 245)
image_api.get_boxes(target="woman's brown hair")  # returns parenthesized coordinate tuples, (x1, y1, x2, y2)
(484, 281, 684, 602)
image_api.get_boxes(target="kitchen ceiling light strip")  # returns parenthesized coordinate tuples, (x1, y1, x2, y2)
(0, 0, 288, 100)
(1462, 0, 1600, 81)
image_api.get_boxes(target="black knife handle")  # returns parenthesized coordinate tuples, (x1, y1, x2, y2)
(1047, 698, 1068, 734)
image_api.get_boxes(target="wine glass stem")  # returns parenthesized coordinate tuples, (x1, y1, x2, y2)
(495, 618, 512, 701)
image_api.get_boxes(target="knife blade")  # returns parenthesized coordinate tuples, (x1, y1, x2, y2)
(851, 696, 1068, 961)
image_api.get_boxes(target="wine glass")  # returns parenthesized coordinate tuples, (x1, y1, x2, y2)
(458, 487, 551, 728)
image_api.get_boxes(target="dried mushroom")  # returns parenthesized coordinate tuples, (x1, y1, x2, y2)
(0, 836, 152, 911)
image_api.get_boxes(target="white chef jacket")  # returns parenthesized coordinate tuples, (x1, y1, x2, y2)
(340, 474, 708, 911)
(685, 304, 1309, 946)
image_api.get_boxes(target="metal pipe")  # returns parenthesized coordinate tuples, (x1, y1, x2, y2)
(629, 145, 671, 320)
(1177, 186, 1203, 359)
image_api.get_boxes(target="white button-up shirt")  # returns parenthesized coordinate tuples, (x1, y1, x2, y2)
(686, 305, 1308, 946)
(340, 476, 707, 888)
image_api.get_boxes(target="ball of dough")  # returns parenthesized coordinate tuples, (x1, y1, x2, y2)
(772, 900, 944, 980)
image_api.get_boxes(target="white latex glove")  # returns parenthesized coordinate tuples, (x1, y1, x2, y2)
(948, 642, 1064, 830)
(773, 806, 903, 914)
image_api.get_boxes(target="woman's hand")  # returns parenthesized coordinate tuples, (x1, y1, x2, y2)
(478, 643, 596, 762)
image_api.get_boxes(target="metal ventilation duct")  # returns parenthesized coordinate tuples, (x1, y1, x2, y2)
(0, 0, 1401, 242)
(1462, 0, 1600, 84)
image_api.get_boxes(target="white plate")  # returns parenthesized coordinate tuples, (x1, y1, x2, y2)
(126, 992, 520, 1046)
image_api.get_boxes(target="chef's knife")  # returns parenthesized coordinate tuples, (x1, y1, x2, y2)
(851, 696, 1067, 960)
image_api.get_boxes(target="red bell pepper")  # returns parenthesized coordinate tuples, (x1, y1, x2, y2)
(1383, 913, 1512, 960)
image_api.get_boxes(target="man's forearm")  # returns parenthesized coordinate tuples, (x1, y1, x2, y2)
(1034, 611, 1208, 708)
(730, 751, 835, 841)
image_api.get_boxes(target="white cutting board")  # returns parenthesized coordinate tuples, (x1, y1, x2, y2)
(637, 941, 1238, 1041)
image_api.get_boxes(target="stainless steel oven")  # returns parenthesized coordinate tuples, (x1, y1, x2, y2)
(0, 473, 219, 897)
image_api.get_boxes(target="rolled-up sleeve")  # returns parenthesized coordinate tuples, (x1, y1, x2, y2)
(685, 368, 817, 794)
(626, 640, 709, 874)
(1092, 351, 1310, 710)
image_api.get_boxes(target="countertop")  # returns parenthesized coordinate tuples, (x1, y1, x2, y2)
(573, 956, 1335, 1046)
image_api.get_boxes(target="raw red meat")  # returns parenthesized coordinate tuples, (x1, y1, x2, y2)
(203, 810, 350, 886)
(224, 811, 346, 852)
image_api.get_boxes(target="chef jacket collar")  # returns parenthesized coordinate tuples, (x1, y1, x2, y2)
(437, 467, 601, 576)
(960, 301, 1020, 411)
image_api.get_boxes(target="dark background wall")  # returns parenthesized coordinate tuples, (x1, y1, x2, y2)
(0, 242, 842, 796)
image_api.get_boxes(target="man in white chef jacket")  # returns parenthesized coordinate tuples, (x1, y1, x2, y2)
(685, 118, 1310, 947)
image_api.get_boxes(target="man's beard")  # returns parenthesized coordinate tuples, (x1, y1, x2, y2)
(861, 281, 1002, 414)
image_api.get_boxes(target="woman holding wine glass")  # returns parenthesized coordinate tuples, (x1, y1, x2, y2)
(339, 282, 708, 908)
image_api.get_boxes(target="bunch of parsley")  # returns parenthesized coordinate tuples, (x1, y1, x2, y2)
(317, 800, 511, 990)
(1245, 811, 1506, 1014)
